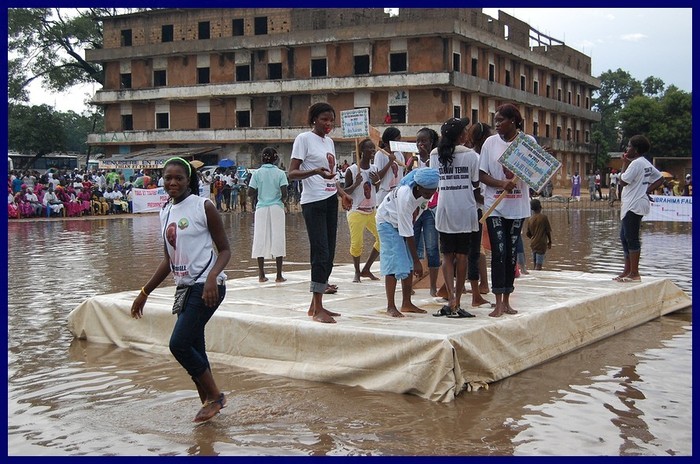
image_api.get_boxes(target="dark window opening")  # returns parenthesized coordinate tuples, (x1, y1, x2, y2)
(471, 109, 478, 125)
(254, 16, 268, 35)
(471, 58, 478, 77)
(388, 105, 406, 124)
(198, 113, 211, 129)
(268, 110, 281, 127)
(354, 55, 370, 75)
(162, 25, 173, 42)
(488, 64, 495, 82)
(577, 94, 581, 106)
(557, 126, 562, 139)
(520, 75, 526, 91)
(236, 65, 251, 82)
(389, 52, 407, 73)
(585, 97, 590, 109)
(236, 111, 251, 128)
(198, 21, 210, 40)
(120, 73, 132, 89)
(153, 70, 167, 87)
(533, 122, 539, 137)
(557, 89, 562, 101)
(156, 112, 169, 129)
(533, 81, 539, 95)
(585, 131, 590, 143)
(232, 18, 244, 36)
(121, 114, 133, 131)
(505, 70, 511, 86)
(268, 63, 282, 80)
(197, 67, 210, 84)
(453, 53, 461, 72)
(120, 29, 132, 47)
(567, 128, 572, 141)
(576, 130, 580, 142)
(311, 58, 327, 77)
(546, 85, 551, 98)
(545, 124, 550, 138)
(453, 106, 461, 118)
(568, 91, 572, 104)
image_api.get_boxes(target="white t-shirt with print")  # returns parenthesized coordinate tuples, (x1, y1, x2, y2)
(479, 133, 533, 219)
(375, 184, 426, 237)
(620, 156, 662, 218)
(430, 145, 480, 233)
(345, 164, 379, 213)
(373, 149, 405, 193)
(290, 131, 338, 205)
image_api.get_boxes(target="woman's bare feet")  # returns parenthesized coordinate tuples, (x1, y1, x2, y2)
(387, 307, 405, 318)
(275, 277, 287, 283)
(401, 303, 427, 314)
(489, 304, 505, 317)
(259, 276, 269, 283)
(360, 271, 380, 280)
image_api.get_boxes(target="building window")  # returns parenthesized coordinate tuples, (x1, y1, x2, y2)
(268, 110, 282, 127)
(197, 67, 210, 84)
(533, 81, 539, 95)
(488, 64, 495, 82)
(452, 53, 461, 72)
(533, 122, 539, 137)
(153, 70, 167, 87)
(120, 29, 132, 47)
(354, 55, 370, 75)
(471, 58, 478, 77)
(557, 126, 562, 139)
(197, 113, 211, 129)
(254, 16, 268, 35)
(520, 75, 526, 91)
(577, 94, 581, 106)
(545, 124, 550, 138)
(236, 110, 251, 128)
(576, 129, 580, 142)
(585, 97, 590, 109)
(236, 65, 251, 82)
(557, 89, 562, 101)
(568, 91, 572, 104)
(120, 73, 132, 89)
(268, 63, 282, 79)
(567, 128, 572, 141)
(505, 70, 511, 86)
(546, 85, 551, 98)
(471, 109, 478, 125)
(232, 18, 244, 36)
(389, 105, 406, 123)
(311, 58, 327, 77)
(198, 21, 210, 40)
(162, 25, 173, 42)
(121, 114, 133, 131)
(585, 130, 590, 143)
(156, 112, 169, 129)
(453, 106, 461, 118)
(389, 52, 407, 73)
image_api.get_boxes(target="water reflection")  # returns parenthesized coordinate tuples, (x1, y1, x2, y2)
(7, 208, 692, 455)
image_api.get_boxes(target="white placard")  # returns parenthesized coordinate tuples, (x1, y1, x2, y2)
(340, 108, 370, 139)
(389, 141, 419, 153)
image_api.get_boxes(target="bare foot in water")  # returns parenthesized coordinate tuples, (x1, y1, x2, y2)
(387, 307, 405, 318)
(360, 271, 380, 281)
(401, 303, 427, 314)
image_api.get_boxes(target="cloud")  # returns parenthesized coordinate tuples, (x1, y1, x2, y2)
(620, 33, 648, 42)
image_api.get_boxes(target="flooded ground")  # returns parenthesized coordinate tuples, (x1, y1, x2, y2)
(7, 205, 692, 455)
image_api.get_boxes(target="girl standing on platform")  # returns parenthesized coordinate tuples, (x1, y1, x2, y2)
(376, 167, 439, 317)
(130, 156, 231, 424)
(288, 102, 353, 324)
(479, 103, 533, 317)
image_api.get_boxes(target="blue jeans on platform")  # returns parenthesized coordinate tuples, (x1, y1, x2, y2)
(169, 283, 226, 379)
(413, 208, 440, 268)
(301, 195, 338, 294)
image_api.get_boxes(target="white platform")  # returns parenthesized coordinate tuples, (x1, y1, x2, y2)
(67, 266, 691, 402)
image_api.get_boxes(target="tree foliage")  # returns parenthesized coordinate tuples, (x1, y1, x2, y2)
(7, 8, 146, 103)
(592, 69, 691, 159)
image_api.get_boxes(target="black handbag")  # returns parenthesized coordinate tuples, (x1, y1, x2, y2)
(171, 253, 213, 315)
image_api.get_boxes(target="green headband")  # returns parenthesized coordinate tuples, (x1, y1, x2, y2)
(164, 157, 192, 176)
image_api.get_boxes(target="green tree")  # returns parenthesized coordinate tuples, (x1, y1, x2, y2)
(58, 108, 104, 154)
(8, 103, 67, 157)
(8, 8, 146, 103)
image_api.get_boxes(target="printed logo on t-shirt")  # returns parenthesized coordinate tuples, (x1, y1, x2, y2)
(177, 217, 190, 230)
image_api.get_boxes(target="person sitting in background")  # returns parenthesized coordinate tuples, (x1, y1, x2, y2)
(91, 187, 109, 215)
(8, 188, 20, 219)
(43, 185, 65, 217)
(24, 187, 43, 217)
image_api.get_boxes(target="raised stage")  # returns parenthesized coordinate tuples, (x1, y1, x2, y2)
(67, 265, 691, 402)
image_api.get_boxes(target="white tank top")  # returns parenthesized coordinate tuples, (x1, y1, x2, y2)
(160, 194, 226, 286)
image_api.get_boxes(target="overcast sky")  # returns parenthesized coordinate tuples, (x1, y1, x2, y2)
(26, 7, 693, 114)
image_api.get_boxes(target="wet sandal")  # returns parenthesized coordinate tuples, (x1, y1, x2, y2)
(193, 393, 227, 424)
(447, 308, 476, 318)
(432, 305, 453, 317)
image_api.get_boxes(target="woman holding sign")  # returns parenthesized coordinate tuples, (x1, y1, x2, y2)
(478, 103, 533, 318)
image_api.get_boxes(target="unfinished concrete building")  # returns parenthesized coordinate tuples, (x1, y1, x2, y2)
(86, 8, 601, 186)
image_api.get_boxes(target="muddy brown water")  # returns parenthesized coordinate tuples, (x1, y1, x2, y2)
(7, 206, 692, 455)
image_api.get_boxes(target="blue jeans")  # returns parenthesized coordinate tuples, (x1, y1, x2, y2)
(301, 195, 338, 293)
(169, 283, 226, 378)
(620, 211, 643, 255)
(413, 208, 440, 268)
(486, 216, 524, 295)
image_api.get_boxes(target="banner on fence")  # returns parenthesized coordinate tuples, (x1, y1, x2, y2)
(644, 195, 692, 222)
(131, 186, 208, 213)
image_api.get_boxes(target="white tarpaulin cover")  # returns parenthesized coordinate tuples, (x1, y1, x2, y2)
(67, 266, 691, 402)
